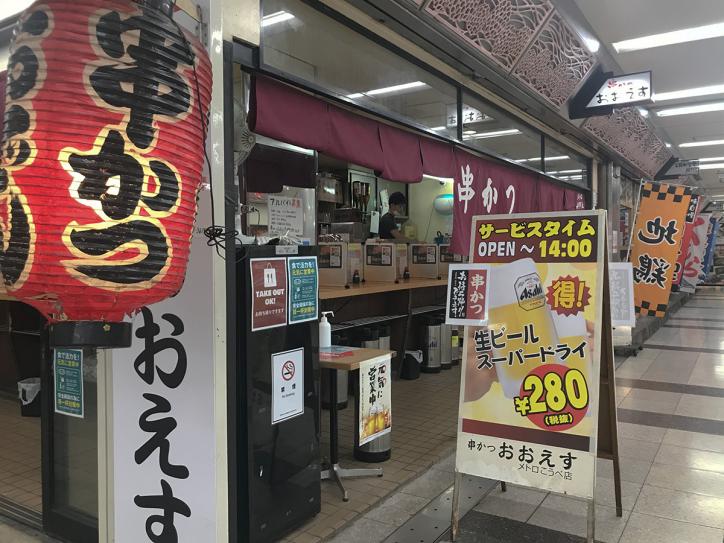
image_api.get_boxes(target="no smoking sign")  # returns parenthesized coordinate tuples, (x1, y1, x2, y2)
(282, 360, 295, 381)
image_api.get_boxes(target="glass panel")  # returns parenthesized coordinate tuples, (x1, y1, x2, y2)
(261, 0, 458, 138)
(53, 347, 97, 520)
(461, 93, 541, 167)
(543, 137, 590, 189)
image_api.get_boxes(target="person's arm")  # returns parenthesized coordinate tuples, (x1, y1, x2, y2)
(390, 228, 415, 243)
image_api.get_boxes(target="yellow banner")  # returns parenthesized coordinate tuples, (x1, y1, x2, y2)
(630, 183, 692, 317)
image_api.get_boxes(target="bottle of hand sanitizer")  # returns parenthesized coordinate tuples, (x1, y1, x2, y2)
(319, 311, 335, 348)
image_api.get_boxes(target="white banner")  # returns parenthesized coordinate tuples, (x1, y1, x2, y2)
(609, 263, 636, 327)
(681, 213, 712, 293)
(112, 194, 217, 542)
(359, 355, 392, 446)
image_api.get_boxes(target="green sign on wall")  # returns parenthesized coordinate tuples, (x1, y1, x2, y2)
(54, 349, 84, 418)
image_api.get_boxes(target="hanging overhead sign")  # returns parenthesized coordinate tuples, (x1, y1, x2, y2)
(569, 68, 652, 119)
(657, 159, 700, 179)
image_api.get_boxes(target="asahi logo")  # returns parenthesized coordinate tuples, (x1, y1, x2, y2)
(515, 273, 544, 311)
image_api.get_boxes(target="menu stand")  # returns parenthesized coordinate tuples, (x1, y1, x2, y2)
(320, 352, 386, 501)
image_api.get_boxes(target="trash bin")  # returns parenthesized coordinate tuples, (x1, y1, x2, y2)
(421, 317, 442, 373)
(378, 325, 391, 351)
(400, 350, 422, 380)
(440, 323, 453, 370)
(451, 327, 462, 366)
(18, 378, 41, 417)
(361, 327, 380, 349)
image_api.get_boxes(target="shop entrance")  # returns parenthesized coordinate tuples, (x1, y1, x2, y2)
(0, 300, 98, 542)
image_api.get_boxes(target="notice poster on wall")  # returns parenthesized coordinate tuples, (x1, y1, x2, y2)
(272, 348, 305, 424)
(456, 210, 606, 499)
(250, 257, 288, 331)
(359, 354, 392, 446)
(268, 195, 304, 236)
(609, 263, 636, 327)
(54, 349, 84, 418)
(445, 264, 491, 326)
(629, 182, 691, 317)
(288, 256, 318, 324)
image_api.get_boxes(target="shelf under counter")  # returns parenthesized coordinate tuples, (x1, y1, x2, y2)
(319, 278, 447, 300)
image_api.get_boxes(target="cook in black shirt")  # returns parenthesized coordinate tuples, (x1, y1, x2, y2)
(379, 191, 414, 241)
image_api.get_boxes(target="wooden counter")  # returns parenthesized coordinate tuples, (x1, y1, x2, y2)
(319, 347, 395, 371)
(319, 278, 448, 300)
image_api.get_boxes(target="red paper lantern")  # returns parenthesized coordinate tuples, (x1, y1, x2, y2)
(0, 0, 212, 346)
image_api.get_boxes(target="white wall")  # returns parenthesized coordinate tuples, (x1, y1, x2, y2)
(409, 178, 454, 242)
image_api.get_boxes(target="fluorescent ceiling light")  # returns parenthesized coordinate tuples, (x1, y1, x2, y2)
(698, 156, 724, 163)
(665, 143, 672, 148)
(679, 139, 724, 148)
(612, 21, 724, 53)
(637, 107, 650, 118)
(517, 155, 570, 163)
(465, 128, 521, 140)
(346, 81, 427, 100)
(430, 126, 446, 131)
(463, 130, 477, 135)
(699, 162, 724, 170)
(654, 83, 724, 102)
(261, 10, 295, 27)
(557, 169, 583, 174)
(0, 0, 34, 21)
(656, 102, 724, 117)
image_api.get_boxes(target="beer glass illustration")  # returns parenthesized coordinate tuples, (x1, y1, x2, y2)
(488, 258, 562, 398)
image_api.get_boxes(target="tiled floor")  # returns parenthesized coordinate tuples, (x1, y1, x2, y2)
(4, 290, 724, 542)
(0, 395, 42, 513)
(329, 289, 724, 543)
(281, 365, 461, 543)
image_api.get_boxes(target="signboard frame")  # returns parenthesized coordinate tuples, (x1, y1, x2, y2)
(449, 210, 621, 542)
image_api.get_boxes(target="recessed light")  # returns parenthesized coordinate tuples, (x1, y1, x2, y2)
(637, 107, 650, 118)
(654, 83, 724, 102)
(679, 139, 724, 148)
(665, 143, 673, 148)
(261, 10, 295, 27)
(656, 102, 724, 117)
(612, 21, 724, 53)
